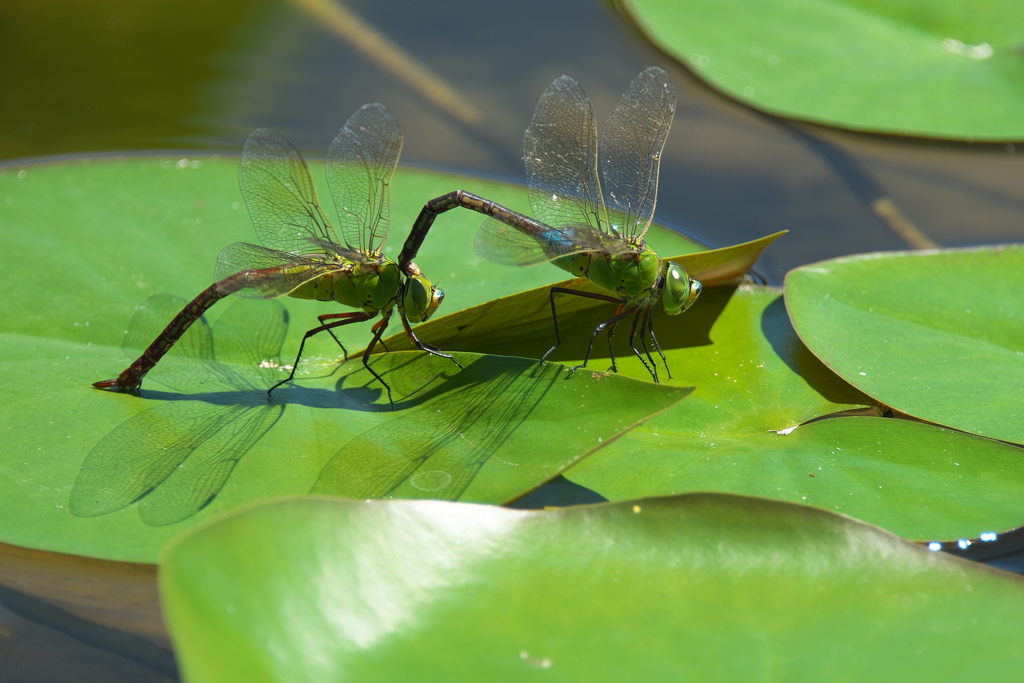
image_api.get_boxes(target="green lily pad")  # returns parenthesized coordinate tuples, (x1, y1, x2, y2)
(0, 156, 689, 562)
(161, 495, 1024, 682)
(560, 284, 1024, 541)
(785, 244, 1024, 445)
(624, 0, 1024, 140)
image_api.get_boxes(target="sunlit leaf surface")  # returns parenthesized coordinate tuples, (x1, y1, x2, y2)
(161, 495, 1024, 682)
(559, 284, 1024, 540)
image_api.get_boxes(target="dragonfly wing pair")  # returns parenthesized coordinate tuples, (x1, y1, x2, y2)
(95, 103, 454, 406)
(475, 67, 701, 380)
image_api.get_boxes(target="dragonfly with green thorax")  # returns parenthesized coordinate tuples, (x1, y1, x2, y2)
(401, 67, 702, 381)
(95, 103, 458, 407)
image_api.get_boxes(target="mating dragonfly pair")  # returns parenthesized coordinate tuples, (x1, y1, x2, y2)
(94, 67, 703, 408)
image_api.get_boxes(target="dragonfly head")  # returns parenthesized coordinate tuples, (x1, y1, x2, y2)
(662, 262, 702, 315)
(403, 274, 445, 323)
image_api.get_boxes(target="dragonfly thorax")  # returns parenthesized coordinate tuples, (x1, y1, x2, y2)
(587, 247, 660, 299)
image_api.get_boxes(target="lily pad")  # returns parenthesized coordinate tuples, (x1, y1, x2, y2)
(0, 156, 689, 562)
(623, 0, 1024, 140)
(785, 244, 1024, 445)
(561, 284, 1024, 541)
(160, 495, 1024, 682)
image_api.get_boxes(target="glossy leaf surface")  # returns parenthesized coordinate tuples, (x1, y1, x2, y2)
(161, 495, 1024, 682)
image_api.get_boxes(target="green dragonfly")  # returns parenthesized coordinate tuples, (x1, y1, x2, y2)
(400, 67, 702, 381)
(94, 103, 457, 407)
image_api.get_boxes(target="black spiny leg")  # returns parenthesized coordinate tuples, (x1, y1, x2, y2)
(645, 308, 671, 380)
(628, 307, 661, 383)
(572, 305, 635, 375)
(317, 311, 362, 363)
(540, 286, 622, 365)
(397, 311, 462, 371)
(360, 314, 397, 409)
(269, 311, 374, 398)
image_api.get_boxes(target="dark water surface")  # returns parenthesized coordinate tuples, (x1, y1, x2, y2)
(4, 0, 1023, 283)
(3, 0, 1023, 679)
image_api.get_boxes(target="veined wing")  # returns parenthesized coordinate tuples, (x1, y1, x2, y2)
(600, 67, 676, 243)
(524, 75, 608, 233)
(326, 103, 401, 255)
(239, 127, 341, 255)
(214, 241, 346, 300)
(71, 298, 286, 524)
(136, 296, 286, 525)
(475, 218, 635, 267)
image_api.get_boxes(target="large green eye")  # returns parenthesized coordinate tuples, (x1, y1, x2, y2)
(404, 275, 444, 323)
(663, 262, 702, 316)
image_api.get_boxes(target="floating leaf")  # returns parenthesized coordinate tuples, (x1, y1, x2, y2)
(623, 0, 1024, 140)
(0, 157, 687, 562)
(161, 495, 1024, 682)
(561, 282, 1024, 540)
(785, 244, 1024, 444)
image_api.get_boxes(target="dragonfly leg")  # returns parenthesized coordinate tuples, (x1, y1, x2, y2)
(604, 304, 626, 374)
(572, 306, 635, 375)
(361, 315, 397, 409)
(317, 311, 364, 363)
(629, 307, 659, 383)
(645, 309, 671, 380)
(541, 287, 621, 365)
(398, 310, 462, 370)
(268, 312, 373, 399)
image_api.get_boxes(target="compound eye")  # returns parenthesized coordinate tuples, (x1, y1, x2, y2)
(404, 276, 444, 323)
(662, 263, 701, 315)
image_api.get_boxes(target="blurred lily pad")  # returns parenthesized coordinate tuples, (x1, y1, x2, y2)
(161, 495, 1024, 682)
(624, 0, 1024, 140)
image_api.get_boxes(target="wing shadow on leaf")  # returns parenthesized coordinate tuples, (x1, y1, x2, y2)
(312, 355, 565, 502)
(71, 296, 291, 526)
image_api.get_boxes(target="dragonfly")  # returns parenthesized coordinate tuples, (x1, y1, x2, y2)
(399, 67, 702, 381)
(94, 102, 458, 407)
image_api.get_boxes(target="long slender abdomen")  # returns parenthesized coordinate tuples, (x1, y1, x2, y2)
(93, 272, 251, 391)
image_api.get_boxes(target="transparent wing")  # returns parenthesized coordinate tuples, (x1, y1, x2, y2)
(214, 241, 345, 300)
(326, 103, 402, 254)
(599, 66, 676, 242)
(524, 75, 608, 232)
(474, 218, 553, 266)
(71, 297, 287, 524)
(474, 218, 633, 267)
(239, 127, 340, 254)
